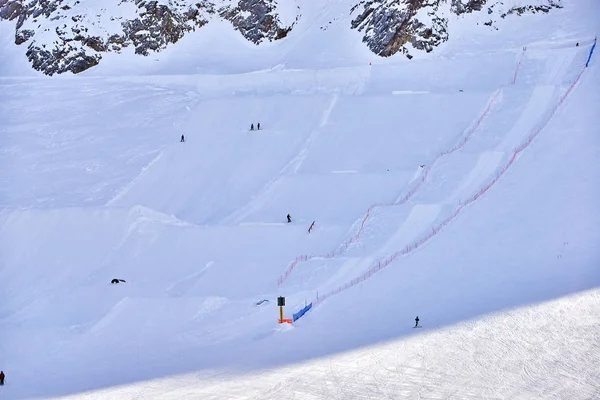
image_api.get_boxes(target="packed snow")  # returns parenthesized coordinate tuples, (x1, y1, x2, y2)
(1, 0, 599, 399)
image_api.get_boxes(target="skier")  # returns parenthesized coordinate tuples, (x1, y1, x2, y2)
(414, 316, 419, 328)
(257, 122, 261, 130)
(287, 214, 292, 223)
(251, 123, 254, 131)
(0, 370, 5, 385)
(180, 134, 185, 142)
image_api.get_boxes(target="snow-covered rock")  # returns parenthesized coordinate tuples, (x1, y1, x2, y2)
(350, 0, 562, 59)
(0, 0, 297, 75)
(0, 0, 561, 74)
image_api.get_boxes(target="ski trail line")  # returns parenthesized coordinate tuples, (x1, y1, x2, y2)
(292, 93, 338, 174)
(498, 85, 556, 151)
(320, 93, 339, 127)
(513, 46, 527, 85)
(394, 87, 503, 205)
(319, 204, 442, 292)
(106, 149, 166, 206)
(445, 151, 504, 205)
(312, 67, 586, 306)
(219, 94, 339, 225)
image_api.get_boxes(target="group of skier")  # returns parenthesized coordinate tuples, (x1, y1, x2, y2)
(179, 123, 263, 143)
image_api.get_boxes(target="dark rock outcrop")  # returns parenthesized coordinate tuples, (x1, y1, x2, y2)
(0, 0, 561, 75)
(0, 0, 22, 20)
(500, 3, 561, 18)
(351, 0, 448, 58)
(26, 43, 101, 75)
(15, 28, 34, 45)
(120, 0, 211, 56)
(220, 0, 293, 43)
(450, 0, 486, 15)
(0, 0, 296, 75)
(351, 0, 561, 59)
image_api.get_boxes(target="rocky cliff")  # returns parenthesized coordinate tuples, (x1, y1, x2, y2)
(350, 0, 561, 59)
(0, 0, 560, 75)
(0, 0, 296, 75)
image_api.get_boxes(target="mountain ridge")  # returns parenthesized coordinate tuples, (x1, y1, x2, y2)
(0, 0, 561, 75)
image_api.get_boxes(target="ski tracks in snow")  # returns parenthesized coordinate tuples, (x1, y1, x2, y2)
(498, 85, 556, 151)
(106, 149, 166, 207)
(445, 151, 504, 205)
(281, 44, 587, 307)
(290, 91, 338, 175)
(219, 94, 339, 225)
(84, 290, 600, 399)
(278, 87, 503, 287)
(166, 261, 214, 298)
(312, 58, 588, 306)
(393, 86, 504, 205)
(317, 205, 440, 293)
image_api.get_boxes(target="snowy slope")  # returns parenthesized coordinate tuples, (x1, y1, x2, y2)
(1, 0, 599, 399)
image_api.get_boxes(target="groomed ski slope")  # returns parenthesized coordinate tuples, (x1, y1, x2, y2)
(1, 1, 600, 399)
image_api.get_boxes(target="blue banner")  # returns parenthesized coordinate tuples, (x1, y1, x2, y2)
(586, 40, 596, 68)
(293, 303, 313, 322)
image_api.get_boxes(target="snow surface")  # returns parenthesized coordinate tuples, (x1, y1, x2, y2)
(1, 0, 599, 399)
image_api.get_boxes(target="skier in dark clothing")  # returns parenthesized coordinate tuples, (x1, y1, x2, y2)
(0, 370, 5, 385)
(251, 123, 254, 131)
(415, 316, 419, 327)
(287, 214, 292, 223)
(257, 122, 261, 130)
(180, 134, 185, 142)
